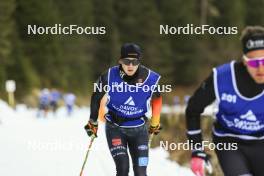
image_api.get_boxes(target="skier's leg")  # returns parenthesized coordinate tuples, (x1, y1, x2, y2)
(241, 141, 264, 176)
(66, 105, 73, 116)
(127, 124, 148, 176)
(106, 122, 129, 176)
(44, 104, 49, 117)
(213, 136, 251, 176)
(37, 103, 44, 118)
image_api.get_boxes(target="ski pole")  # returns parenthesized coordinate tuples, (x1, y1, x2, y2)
(148, 133, 154, 148)
(79, 135, 96, 176)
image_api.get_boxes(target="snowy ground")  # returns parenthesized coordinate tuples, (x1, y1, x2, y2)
(0, 100, 194, 176)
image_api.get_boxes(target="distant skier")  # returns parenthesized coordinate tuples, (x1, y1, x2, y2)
(84, 43, 162, 176)
(50, 88, 61, 113)
(63, 92, 76, 116)
(37, 88, 50, 117)
(184, 95, 190, 105)
(173, 96, 180, 106)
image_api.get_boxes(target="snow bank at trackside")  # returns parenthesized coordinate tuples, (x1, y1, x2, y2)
(0, 99, 17, 124)
(0, 100, 194, 176)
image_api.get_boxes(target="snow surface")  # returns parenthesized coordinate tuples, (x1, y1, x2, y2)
(0, 100, 194, 176)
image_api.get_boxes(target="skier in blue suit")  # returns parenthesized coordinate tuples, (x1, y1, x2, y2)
(85, 43, 163, 176)
(186, 26, 264, 176)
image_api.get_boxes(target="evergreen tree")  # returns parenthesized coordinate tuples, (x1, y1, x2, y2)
(245, 0, 264, 25)
(91, 0, 119, 80)
(0, 0, 16, 91)
(159, 0, 200, 85)
(15, 0, 63, 88)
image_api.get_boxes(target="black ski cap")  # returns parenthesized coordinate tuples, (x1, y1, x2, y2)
(120, 43, 142, 59)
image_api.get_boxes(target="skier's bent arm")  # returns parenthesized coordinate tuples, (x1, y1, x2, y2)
(89, 91, 105, 122)
(149, 93, 162, 135)
(85, 73, 108, 137)
(89, 73, 108, 122)
(186, 73, 215, 176)
(150, 96, 162, 127)
(185, 73, 215, 144)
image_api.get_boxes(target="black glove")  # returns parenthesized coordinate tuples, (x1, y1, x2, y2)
(84, 120, 98, 137)
(149, 124, 162, 135)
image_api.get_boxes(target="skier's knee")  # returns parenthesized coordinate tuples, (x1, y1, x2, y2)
(116, 164, 129, 176)
(133, 166, 147, 176)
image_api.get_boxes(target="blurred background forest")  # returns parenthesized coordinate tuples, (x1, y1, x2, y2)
(1, 1, 264, 175)
(1, 0, 264, 103)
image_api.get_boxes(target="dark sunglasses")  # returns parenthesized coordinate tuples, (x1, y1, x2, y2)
(243, 55, 264, 68)
(121, 58, 140, 66)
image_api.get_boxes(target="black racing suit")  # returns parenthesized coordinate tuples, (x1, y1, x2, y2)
(90, 65, 160, 176)
(186, 61, 264, 176)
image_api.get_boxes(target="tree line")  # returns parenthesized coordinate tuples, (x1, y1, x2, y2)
(1, 0, 264, 98)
